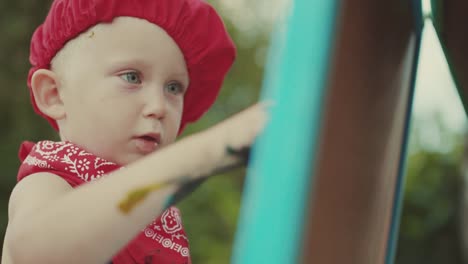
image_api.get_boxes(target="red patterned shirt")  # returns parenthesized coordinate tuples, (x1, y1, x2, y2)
(17, 140, 192, 264)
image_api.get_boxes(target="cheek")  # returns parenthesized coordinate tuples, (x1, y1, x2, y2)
(170, 98, 184, 120)
(94, 96, 140, 128)
(166, 101, 183, 132)
(68, 90, 139, 133)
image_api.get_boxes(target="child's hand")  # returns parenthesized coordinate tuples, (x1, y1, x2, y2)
(206, 102, 271, 162)
(204, 102, 272, 170)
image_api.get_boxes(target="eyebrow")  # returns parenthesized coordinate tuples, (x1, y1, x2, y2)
(107, 58, 153, 73)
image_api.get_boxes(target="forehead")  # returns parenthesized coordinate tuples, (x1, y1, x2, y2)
(52, 17, 188, 75)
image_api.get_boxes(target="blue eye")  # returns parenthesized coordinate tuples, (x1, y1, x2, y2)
(120, 72, 141, 84)
(166, 81, 185, 95)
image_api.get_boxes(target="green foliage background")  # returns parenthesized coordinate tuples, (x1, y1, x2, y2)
(0, 1, 466, 263)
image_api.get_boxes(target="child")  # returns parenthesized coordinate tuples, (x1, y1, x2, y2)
(2, 0, 268, 263)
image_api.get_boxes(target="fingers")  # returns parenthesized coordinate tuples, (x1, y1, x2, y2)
(245, 101, 272, 138)
(202, 101, 273, 168)
(229, 101, 272, 149)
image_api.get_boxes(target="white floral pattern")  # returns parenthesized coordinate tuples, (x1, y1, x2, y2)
(24, 141, 117, 182)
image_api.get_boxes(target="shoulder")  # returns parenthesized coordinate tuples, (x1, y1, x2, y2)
(4, 173, 72, 263)
(8, 172, 72, 223)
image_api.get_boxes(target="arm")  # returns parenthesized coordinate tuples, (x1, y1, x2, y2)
(6, 103, 268, 264)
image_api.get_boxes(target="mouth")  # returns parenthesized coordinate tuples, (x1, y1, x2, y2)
(134, 133, 161, 154)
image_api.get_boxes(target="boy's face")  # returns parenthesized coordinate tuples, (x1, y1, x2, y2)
(51, 17, 189, 165)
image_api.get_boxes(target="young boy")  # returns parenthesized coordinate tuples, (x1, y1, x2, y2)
(2, 0, 268, 263)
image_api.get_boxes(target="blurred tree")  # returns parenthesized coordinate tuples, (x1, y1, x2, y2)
(459, 132, 468, 263)
(396, 115, 465, 264)
(0, 0, 57, 260)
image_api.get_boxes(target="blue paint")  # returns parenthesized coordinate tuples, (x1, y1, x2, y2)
(231, 0, 339, 263)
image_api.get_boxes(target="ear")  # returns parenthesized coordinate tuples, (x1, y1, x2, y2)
(30, 69, 66, 121)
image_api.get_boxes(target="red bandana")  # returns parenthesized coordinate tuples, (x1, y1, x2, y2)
(17, 141, 192, 264)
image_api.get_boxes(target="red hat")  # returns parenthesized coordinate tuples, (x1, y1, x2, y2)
(28, 0, 236, 132)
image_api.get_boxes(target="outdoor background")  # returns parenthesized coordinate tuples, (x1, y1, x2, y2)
(1, 0, 467, 263)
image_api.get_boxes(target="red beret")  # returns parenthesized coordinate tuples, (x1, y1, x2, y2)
(28, 0, 236, 132)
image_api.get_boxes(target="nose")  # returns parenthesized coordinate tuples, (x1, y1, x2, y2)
(142, 88, 167, 120)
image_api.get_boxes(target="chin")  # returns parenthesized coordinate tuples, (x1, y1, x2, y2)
(117, 154, 147, 167)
